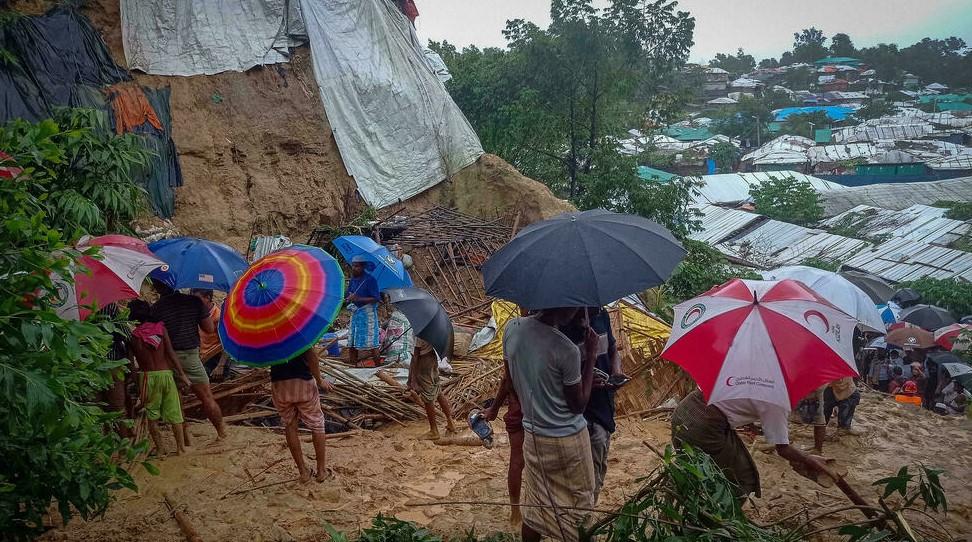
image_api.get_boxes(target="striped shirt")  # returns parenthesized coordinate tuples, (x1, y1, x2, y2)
(152, 293, 209, 351)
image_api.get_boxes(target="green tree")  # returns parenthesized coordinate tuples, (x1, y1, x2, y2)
(899, 278, 972, 319)
(710, 95, 773, 141)
(666, 240, 760, 302)
(792, 27, 828, 63)
(855, 99, 896, 120)
(750, 176, 823, 225)
(779, 111, 830, 139)
(758, 57, 779, 69)
(829, 32, 857, 57)
(0, 115, 149, 539)
(709, 141, 738, 173)
(433, 0, 695, 204)
(782, 64, 814, 90)
(858, 43, 902, 81)
(710, 48, 755, 75)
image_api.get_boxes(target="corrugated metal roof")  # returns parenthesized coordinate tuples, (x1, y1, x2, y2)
(719, 221, 871, 268)
(691, 171, 845, 205)
(842, 236, 972, 282)
(832, 124, 934, 143)
(818, 176, 972, 216)
(807, 143, 878, 164)
(820, 204, 970, 246)
(741, 135, 815, 163)
(927, 155, 972, 171)
(689, 204, 764, 244)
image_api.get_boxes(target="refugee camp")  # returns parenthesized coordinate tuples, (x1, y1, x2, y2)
(3, 0, 972, 541)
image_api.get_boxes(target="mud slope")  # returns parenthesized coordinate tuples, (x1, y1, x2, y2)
(12, 0, 569, 250)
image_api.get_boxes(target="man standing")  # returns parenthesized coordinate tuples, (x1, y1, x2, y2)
(271, 348, 332, 483)
(346, 256, 380, 366)
(672, 390, 828, 499)
(482, 361, 525, 528)
(191, 289, 232, 382)
(151, 279, 227, 441)
(503, 307, 598, 542)
(561, 307, 622, 503)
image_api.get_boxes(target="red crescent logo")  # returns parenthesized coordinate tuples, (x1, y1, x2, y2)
(804, 309, 830, 332)
(725, 376, 734, 387)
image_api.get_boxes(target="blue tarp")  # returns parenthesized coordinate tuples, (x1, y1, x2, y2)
(773, 106, 856, 122)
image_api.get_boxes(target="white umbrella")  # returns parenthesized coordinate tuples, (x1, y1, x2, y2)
(761, 266, 886, 333)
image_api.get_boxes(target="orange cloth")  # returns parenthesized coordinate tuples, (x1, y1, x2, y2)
(106, 83, 163, 135)
(198, 305, 222, 361)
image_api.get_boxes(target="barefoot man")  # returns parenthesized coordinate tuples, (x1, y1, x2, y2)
(128, 300, 190, 456)
(270, 348, 333, 483)
(407, 338, 457, 439)
(151, 279, 227, 443)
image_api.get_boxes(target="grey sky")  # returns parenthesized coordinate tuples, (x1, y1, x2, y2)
(414, 0, 972, 62)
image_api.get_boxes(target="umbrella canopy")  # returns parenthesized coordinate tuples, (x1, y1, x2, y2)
(868, 336, 887, 349)
(877, 303, 900, 326)
(149, 237, 248, 291)
(332, 235, 412, 291)
(941, 361, 972, 389)
(891, 288, 922, 308)
(899, 304, 956, 330)
(51, 235, 167, 320)
(482, 209, 685, 310)
(384, 287, 453, 357)
(662, 278, 858, 410)
(219, 245, 345, 366)
(934, 323, 972, 351)
(839, 270, 894, 304)
(761, 266, 886, 332)
(886, 327, 935, 349)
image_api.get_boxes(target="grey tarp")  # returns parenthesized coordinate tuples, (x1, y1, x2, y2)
(120, 0, 305, 76)
(299, 0, 483, 208)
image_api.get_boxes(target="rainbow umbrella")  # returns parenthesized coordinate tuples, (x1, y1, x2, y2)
(218, 245, 345, 367)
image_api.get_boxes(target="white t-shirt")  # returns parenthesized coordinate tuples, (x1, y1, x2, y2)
(503, 316, 586, 437)
(714, 398, 791, 445)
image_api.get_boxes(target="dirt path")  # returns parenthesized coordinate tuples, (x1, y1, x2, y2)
(46, 392, 971, 541)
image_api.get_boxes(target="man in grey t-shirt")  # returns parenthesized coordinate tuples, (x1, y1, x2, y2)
(503, 308, 598, 542)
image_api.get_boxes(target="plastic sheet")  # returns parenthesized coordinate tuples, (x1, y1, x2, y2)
(299, 0, 483, 208)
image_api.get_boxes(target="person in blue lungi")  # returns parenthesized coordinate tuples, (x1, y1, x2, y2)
(347, 255, 381, 366)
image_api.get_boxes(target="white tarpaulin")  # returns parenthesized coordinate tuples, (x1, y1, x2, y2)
(120, 0, 305, 76)
(300, 0, 484, 208)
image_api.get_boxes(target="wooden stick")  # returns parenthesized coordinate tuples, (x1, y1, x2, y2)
(163, 493, 203, 542)
(219, 457, 288, 499)
(227, 477, 299, 496)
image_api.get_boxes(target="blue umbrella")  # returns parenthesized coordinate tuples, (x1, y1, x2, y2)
(332, 235, 412, 291)
(877, 303, 898, 326)
(149, 237, 248, 291)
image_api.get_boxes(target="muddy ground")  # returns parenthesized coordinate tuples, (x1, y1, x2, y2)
(46, 392, 972, 541)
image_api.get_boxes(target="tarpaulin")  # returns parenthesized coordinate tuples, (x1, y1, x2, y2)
(120, 0, 306, 76)
(299, 0, 483, 208)
(134, 87, 183, 218)
(0, 7, 128, 122)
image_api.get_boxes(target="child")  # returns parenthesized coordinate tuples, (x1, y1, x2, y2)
(129, 300, 191, 456)
(407, 338, 457, 439)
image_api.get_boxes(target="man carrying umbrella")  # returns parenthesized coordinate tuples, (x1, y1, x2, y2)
(346, 256, 381, 366)
(151, 279, 227, 441)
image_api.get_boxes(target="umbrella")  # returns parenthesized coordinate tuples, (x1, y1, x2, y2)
(761, 266, 886, 332)
(384, 287, 453, 357)
(218, 245, 345, 366)
(662, 278, 858, 410)
(877, 302, 900, 326)
(868, 336, 887, 349)
(50, 235, 167, 320)
(332, 235, 412, 291)
(941, 361, 972, 389)
(839, 270, 894, 304)
(886, 327, 935, 349)
(149, 237, 248, 291)
(934, 323, 972, 351)
(899, 304, 956, 330)
(887, 321, 918, 331)
(891, 288, 922, 308)
(482, 209, 685, 310)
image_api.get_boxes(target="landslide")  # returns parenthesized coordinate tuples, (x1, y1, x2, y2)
(9, 0, 570, 251)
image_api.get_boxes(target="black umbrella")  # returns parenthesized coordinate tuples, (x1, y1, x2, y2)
(899, 304, 956, 330)
(892, 288, 922, 308)
(482, 209, 685, 310)
(384, 287, 453, 357)
(839, 270, 894, 304)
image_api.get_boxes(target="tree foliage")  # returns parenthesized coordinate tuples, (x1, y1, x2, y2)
(432, 0, 696, 226)
(829, 33, 857, 57)
(855, 99, 897, 121)
(779, 111, 830, 139)
(899, 278, 972, 319)
(0, 113, 148, 539)
(750, 176, 823, 226)
(792, 27, 827, 64)
(665, 240, 760, 303)
(709, 48, 755, 75)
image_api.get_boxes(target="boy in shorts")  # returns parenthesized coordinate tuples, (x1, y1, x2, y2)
(407, 338, 457, 440)
(129, 300, 191, 456)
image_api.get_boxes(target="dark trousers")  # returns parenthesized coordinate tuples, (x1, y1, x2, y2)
(823, 388, 860, 428)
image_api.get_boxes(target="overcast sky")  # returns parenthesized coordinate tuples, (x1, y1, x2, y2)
(414, 0, 972, 62)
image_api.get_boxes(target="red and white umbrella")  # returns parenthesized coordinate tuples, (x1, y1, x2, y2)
(934, 323, 972, 351)
(662, 278, 858, 410)
(50, 235, 168, 320)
